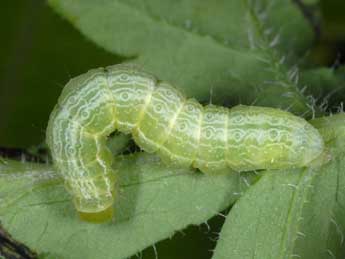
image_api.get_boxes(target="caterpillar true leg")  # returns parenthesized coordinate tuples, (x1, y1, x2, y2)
(46, 64, 324, 223)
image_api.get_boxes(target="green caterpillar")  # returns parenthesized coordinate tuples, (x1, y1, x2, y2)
(46, 64, 324, 223)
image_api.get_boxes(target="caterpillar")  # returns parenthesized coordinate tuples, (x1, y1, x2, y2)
(46, 64, 324, 223)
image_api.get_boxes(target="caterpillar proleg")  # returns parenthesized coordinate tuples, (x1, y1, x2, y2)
(46, 64, 324, 222)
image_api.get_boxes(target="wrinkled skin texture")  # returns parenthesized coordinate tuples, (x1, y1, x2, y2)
(46, 64, 324, 222)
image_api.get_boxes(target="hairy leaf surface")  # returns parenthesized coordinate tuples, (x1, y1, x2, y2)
(0, 154, 254, 259)
(48, 0, 315, 115)
(213, 113, 345, 259)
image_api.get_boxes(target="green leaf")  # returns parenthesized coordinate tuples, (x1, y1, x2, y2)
(0, 154, 255, 259)
(212, 113, 345, 259)
(48, 0, 316, 116)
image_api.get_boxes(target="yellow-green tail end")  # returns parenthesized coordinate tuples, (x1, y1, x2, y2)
(78, 206, 113, 223)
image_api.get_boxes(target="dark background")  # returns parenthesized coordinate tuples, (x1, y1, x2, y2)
(0, 0, 345, 258)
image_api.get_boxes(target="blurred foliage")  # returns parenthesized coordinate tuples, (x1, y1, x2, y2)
(0, 1, 123, 148)
(308, 0, 345, 65)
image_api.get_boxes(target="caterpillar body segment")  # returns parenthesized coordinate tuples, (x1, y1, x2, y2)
(46, 64, 324, 222)
(224, 105, 323, 172)
(46, 68, 117, 221)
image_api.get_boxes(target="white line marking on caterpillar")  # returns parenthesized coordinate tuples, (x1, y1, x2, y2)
(46, 64, 324, 222)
